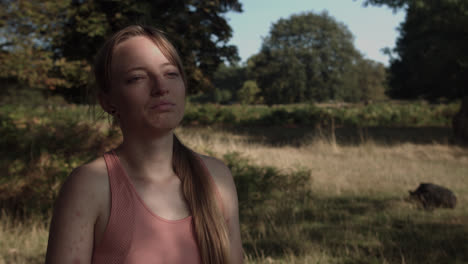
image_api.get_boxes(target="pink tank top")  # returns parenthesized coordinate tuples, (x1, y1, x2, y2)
(92, 151, 223, 264)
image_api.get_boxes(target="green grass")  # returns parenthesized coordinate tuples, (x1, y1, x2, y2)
(227, 151, 467, 263)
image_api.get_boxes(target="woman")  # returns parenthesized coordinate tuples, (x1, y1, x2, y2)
(45, 25, 243, 264)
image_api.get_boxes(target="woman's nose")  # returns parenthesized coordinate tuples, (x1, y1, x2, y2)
(150, 77, 169, 96)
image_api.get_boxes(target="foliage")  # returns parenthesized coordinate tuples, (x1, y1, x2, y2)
(0, 104, 121, 216)
(223, 152, 313, 256)
(58, 0, 243, 96)
(237, 80, 262, 105)
(188, 89, 233, 104)
(181, 101, 459, 128)
(340, 58, 387, 102)
(360, 0, 408, 9)
(248, 11, 360, 104)
(0, 0, 74, 90)
(0, 0, 242, 101)
(361, 0, 468, 100)
(212, 63, 248, 100)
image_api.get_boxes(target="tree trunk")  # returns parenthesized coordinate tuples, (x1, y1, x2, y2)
(453, 96, 468, 143)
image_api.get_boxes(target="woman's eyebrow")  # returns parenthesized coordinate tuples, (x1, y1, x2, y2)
(124, 66, 146, 74)
(123, 62, 175, 73)
(160, 62, 176, 68)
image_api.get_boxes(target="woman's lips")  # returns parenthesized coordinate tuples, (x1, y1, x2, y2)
(150, 101, 175, 111)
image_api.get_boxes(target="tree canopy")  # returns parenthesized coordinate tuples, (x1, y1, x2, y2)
(341, 58, 387, 102)
(0, 0, 242, 102)
(361, 0, 468, 100)
(0, 0, 72, 90)
(248, 11, 362, 104)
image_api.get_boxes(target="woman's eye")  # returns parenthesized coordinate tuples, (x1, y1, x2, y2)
(126, 76, 146, 83)
(166, 72, 179, 78)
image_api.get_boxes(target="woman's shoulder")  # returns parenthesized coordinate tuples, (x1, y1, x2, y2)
(57, 155, 110, 212)
(68, 156, 109, 189)
(46, 155, 110, 263)
(195, 153, 238, 215)
(197, 154, 231, 177)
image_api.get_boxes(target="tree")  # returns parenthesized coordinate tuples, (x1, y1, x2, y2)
(248, 49, 307, 104)
(0, 0, 242, 102)
(248, 11, 360, 104)
(359, 0, 467, 100)
(237, 80, 261, 104)
(58, 0, 242, 98)
(360, 0, 408, 9)
(341, 58, 387, 102)
(0, 0, 73, 91)
(360, 0, 468, 141)
(212, 63, 247, 101)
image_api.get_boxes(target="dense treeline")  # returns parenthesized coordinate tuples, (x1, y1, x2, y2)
(359, 0, 468, 141)
(198, 11, 388, 105)
(1, 1, 388, 105)
(361, 0, 468, 101)
(1, 1, 467, 110)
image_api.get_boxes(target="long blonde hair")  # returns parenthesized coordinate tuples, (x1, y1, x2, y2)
(93, 25, 230, 263)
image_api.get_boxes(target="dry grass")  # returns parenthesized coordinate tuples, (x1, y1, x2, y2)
(0, 213, 49, 264)
(2, 126, 467, 263)
(177, 126, 468, 198)
(180, 126, 468, 263)
(244, 251, 339, 264)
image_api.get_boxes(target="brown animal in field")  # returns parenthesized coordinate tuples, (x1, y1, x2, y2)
(409, 183, 457, 209)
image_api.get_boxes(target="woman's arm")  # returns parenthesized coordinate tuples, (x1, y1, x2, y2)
(221, 167, 244, 264)
(45, 164, 107, 264)
(201, 156, 244, 264)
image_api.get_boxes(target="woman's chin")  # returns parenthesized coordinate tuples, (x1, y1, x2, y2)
(146, 120, 181, 133)
(120, 115, 183, 137)
(148, 113, 183, 127)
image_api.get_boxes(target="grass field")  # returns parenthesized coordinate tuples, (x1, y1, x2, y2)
(1, 122, 467, 263)
(179, 126, 468, 263)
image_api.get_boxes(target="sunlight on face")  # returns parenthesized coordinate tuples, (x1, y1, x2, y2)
(109, 36, 186, 136)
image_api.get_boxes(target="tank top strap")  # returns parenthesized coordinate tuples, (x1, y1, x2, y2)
(93, 151, 136, 263)
(103, 150, 130, 187)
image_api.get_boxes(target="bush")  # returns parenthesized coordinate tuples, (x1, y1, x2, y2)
(223, 152, 313, 255)
(183, 101, 459, 128)
(0, 104, 121, 216)
(237, 80, 261, 104)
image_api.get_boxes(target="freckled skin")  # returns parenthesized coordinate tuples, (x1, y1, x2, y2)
(45, 154, 105, 263)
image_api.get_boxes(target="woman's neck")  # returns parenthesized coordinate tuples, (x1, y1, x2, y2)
(115, 131, 176, 182)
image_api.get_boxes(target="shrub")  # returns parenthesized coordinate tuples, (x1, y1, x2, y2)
(223, 152, 313, 255)
(0, 104, 121, 217)
(237, 80, 261, 105)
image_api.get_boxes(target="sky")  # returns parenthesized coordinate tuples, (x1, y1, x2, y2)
(225, 0, 406, 66)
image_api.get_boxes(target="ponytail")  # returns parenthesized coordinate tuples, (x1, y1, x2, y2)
(172, 135, 230, 263)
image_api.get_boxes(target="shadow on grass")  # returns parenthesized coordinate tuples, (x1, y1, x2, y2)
(242, 192, 468, 263)
(222, 125, 456, 147)
(301, 196, 468, 264)
(224, 152, 468, 263)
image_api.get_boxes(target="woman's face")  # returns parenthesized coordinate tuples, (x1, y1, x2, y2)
(107, 36, 186, 136)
